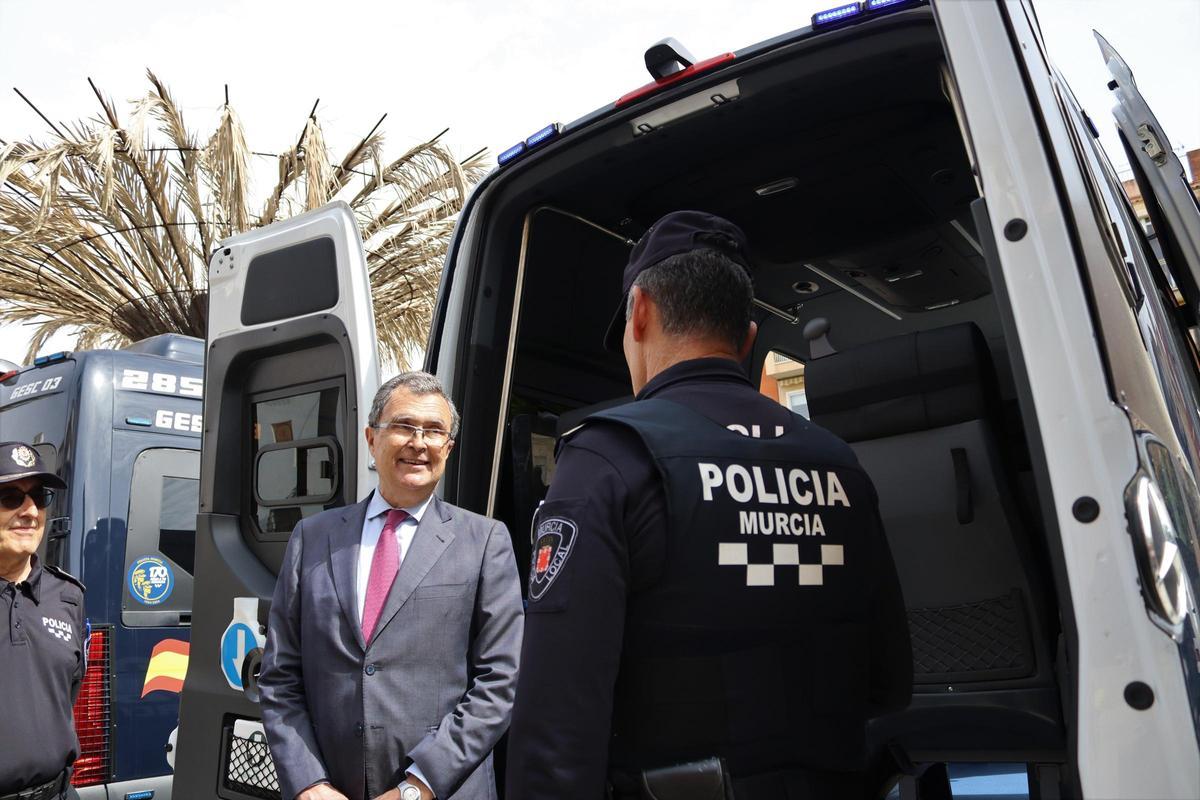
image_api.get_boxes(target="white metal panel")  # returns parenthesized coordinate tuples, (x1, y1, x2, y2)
(934, 0, 1200, 795)
(207, 200, 380, 501)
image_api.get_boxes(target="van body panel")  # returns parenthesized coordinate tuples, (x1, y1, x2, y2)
(935, 0, 1200, 794)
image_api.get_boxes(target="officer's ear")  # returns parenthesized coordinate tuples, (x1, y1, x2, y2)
(737, 321, 758, 362)
(629, 286, 653, 342)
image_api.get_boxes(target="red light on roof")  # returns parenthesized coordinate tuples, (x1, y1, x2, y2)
(616, 52, 737, 108)
(0, 370, 18, 382)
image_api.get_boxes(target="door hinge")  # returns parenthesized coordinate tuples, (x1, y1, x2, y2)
(1135, 123, 1167, 165)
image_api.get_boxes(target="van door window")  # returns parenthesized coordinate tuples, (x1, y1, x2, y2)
(250, 384, 343, 537)
(122, 448, 199, 627)
(159, 475, 199, 574)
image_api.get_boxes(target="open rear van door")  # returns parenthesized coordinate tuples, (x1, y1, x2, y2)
(1097, 32, 1200, 317)
(174, 201, 379, 800)
(935, 1, 1200, 796)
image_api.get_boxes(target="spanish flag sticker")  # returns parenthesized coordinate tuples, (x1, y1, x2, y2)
(142, 638, 191, 697)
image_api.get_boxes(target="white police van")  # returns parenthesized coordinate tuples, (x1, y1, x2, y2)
(176, 1, 1200, 797)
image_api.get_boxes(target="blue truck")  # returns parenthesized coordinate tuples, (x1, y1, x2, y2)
(0, 333, 203, 800)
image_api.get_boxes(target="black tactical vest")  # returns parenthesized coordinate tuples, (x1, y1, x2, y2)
(588, 398, 882, 777)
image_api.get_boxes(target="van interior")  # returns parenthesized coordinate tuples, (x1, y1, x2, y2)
(451, 10, 1070, 799)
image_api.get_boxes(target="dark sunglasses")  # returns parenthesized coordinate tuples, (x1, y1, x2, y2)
(0, 486, 55, 511)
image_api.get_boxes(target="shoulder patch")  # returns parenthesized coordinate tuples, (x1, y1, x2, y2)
(45, 564, 86, 592)
(528, 515, 578, 602)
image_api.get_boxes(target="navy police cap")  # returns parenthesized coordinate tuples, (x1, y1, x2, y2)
(604, 210, 752, 352)
(0, 441, 67, 489)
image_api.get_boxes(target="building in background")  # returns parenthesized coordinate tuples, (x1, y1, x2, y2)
(761, 350, 808, 418)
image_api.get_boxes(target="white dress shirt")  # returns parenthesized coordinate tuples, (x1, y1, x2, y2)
(356, 489, 435, 795)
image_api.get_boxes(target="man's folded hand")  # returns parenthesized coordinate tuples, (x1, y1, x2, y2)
(297, 782, 350, 800)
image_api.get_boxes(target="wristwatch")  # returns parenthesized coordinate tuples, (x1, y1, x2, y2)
(398, 781, 422, 800)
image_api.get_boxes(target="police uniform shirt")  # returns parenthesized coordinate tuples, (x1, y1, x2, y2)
(0, 556, 86, 793)
(506, 357, 912, 799)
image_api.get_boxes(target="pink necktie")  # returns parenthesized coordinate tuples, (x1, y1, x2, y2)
(361, 508, 407, 641)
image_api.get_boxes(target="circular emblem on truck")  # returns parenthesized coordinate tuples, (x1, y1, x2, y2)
(11, 445, 36, 468)
(128, 556, 174, 605)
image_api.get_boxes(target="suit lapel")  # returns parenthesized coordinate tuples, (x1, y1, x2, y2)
(367, 495, 456, 648)
(330, 496, 371, 652)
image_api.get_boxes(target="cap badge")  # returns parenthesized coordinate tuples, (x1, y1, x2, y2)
(11, 446, 36, 469)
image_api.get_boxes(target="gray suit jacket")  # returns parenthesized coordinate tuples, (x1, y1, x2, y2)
(259, 494, 524, 800)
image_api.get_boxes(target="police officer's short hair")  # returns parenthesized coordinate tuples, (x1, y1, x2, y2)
(369, 371, 461, 437)
(626, 248, 753, 351)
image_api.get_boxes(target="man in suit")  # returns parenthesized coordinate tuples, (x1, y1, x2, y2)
(259, 371, 524, 800)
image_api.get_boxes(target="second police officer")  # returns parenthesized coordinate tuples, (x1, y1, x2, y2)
(506, 211, 913, 799)
(0, 442, 85, 800)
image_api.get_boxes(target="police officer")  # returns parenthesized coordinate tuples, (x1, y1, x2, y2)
(0, 442, 85, 800)
(506, 211, 912, 799)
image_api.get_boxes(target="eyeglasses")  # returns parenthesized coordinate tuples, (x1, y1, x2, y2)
(372, 422, 453, 447)
(0, 486, 55, 511)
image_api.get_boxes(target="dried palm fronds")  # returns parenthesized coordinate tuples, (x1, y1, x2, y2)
(0, 72, 489, 366)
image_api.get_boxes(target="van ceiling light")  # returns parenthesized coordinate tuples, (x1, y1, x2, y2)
(886, 269, 925, 283)
(525, 123, 560, 149)
(924, 299, 960, 310)
(33, 351, 70, 366)
(812, 3, 862, 28)
(866, 0, 919, 11)
(497, 142, 527, 166)
(755, 177, 799, 196)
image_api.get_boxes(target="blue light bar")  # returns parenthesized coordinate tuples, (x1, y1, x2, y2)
(812, 2, 862, 27)
(525, 123, 560, 149)
(125, 416, 153, 427)
(497, 142, 527, 165)
(866, 0, 917, 10)
(33, 351, 70, 366)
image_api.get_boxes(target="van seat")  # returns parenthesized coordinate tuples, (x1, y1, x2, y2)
(806, 323, 1063, 757)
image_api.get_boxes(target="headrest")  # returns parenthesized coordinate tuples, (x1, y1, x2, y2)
(806, 323, 996, 443)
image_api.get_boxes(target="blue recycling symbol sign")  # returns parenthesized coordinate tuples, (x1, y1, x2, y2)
(221, 622, 258, 690)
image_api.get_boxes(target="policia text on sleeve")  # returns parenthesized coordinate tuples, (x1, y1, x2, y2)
(505, 211, 912, 800)
(0, 442, 86, 800)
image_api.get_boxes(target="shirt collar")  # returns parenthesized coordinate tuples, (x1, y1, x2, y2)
(0, 554, 42, 603)
(366, 489, 433, 523)
(637, 356, 753, 400)
(26, 556, 42, 603)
